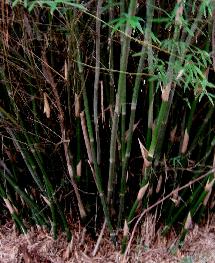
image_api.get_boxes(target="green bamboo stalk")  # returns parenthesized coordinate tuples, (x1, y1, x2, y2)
(181, 18, 212, 156)
(127, 174, 150, 224)
(4, 73, 66, 238)
(163, 4, 214, 237)
(201, 135, 215, 164)
(8, 126, 59, 238)
(0, 70, 16, 116)
(107, 0, 138, 206)
(120, 75, 126, 200)
(180, 98, 197, 155)
(42, 52, 87, 220)
(108, 0, 115, 117)
(179, 185, 210, 247)
(2, 62, 44, 192)
(0, 179, 27, 233)
(148, 32, 179, 162)
(120, 0, 125, 44)
(163, 169, 211, 236)
(56, 201, 72, 241)
(1, 61, 51, 229)
(121, 0, 207, 252)
(146, 80, 154, 149)
(74, 34, 114, 238)
(93, 0, 103, 165)
(213, 8, 215, 71)
(74, 94, 82, 183)
(83, 67, 115, 239)
(11, 210, 27, 234)
(189, 106, 214, 153)
(146, 0, 155, 149)
(149, 0, 206, 162)
(28, 139, 58, 239)
(67, 11, 82, 181)
(120, 1, 128, 195)
(7, 128, 44, 191)
(0, 105, 19, 127)
(30, 85, 40, 139)
(3, 88, 60, 238)
(117, 0, 155, 228)
(0, 162, 48, 227)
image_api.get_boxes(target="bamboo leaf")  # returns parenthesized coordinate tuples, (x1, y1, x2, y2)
(151, 32, 161, 45)
(76, 160, 82, 178)
(184, 212, 192, 230)
(24, 0, 28, 8)
(43, 92, 51, 119)
(156, 175, 162, 193)
(138, 139, 151, 167)
(137, 183, 149, 201)
(181, 129, 189, 154)
(12, 0, 21, 7)
(123, 220, 129, 237)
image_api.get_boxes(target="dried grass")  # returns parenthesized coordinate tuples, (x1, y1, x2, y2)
(0, 216, 214, 263)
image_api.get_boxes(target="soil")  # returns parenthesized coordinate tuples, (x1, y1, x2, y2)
(0, 217, 215, 263)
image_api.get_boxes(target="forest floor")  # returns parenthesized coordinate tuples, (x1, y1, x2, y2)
(0, 215, 214, 263)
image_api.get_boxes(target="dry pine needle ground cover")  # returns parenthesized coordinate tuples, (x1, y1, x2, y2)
(0, 215, 215, 263)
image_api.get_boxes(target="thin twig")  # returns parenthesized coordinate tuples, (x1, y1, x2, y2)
(92, 220, 106, 257)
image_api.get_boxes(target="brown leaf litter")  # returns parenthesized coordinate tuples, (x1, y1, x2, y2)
(0, 216, 214, 263)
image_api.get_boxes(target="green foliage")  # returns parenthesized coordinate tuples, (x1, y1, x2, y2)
(142, 39, 215, 104)
(108, 13, 144, 35)
(12, 0, 86, 13)
(199, 0, 213, 18)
